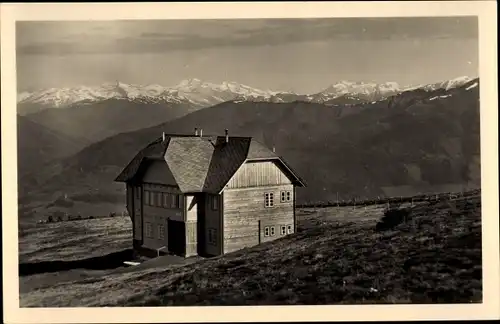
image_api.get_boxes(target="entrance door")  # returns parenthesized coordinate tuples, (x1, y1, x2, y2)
(167, 219, 186, 256)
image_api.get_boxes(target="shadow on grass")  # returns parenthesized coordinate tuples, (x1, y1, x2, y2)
(19, 249, 134, 276)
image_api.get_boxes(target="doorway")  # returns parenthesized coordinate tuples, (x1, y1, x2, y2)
(167, 219, 186, 256)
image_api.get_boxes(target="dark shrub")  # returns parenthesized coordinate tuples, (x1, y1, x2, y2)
(375, 207, 411, 232)
(47, 215, 53, 223)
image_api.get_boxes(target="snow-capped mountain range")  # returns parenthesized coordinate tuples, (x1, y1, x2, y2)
(17, 76, 477, 115)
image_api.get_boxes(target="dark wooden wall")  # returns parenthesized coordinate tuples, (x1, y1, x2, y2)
(142, 183, 183, 252)
(202, 193, 223, 256)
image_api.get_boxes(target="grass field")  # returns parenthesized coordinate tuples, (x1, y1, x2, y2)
(19, 216, 132, 263)
(18, 191, 481, 307)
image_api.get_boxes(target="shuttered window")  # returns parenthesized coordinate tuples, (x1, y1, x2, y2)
(208, 228, 217, 245)
(150, 192, 156, 206)
(171, 194, 179, 208)
(143, 189, 182, 209)
(211, 195, 219, 211)
(163, 193, 170, 208)
(280, 191, 292, 202)
(264, 193, 274, 207)
(156, 192, 162, 207)
(145, 223, 153, 238)
(158, 225, 165, 239)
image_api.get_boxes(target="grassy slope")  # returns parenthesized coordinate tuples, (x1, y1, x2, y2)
(20, 192, 481, 307)
(19, 216, 132, 263)
(18, 80, 480, 222)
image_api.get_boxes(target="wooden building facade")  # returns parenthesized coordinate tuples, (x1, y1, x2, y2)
(116, 130, 306, 258)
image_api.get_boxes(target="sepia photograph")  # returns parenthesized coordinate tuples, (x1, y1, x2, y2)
(1, 1, 499, 323)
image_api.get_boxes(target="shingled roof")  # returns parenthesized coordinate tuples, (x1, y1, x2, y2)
(115, 134, 306, 193)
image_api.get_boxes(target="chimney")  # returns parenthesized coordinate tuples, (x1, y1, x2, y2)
(194, 127, 198, 136)
(225, 129, 229, 143)
(272, 146, 276, 153)
(162, 132, 165, 142)
(200, 128, 203, 137)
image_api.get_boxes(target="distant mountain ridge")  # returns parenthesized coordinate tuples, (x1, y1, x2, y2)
(17, 76, 476, 115)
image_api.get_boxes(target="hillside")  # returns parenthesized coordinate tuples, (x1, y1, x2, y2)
(22, 99, 200, 143)
(18, 78, 480, 221)
(19, 192, 482, 306)
(19, 216, 132, 264)
(17, 115, 89, 177)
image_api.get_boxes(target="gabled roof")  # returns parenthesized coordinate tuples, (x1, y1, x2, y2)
(165, 137, 216, 192)
(114, 137, 169, 183)
(202, 136, 252, 193)
(115, 134, 306, 193)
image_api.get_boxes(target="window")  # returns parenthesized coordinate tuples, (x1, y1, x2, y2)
(280, 225, 286, 235)
(156, 192, 162, 207)
(163, 193, 170, 208)
(158, 224, 165, 239)
(211, 195, 219, 211)
(264, 193, 274, 207)
(135, 187, 140, 199)
(287, 225, 293, 234)
(178, 194, 183, 208)
(208, 228, 217, 245)
(150, 192, 156, 206)
(171, 193, 180, 208)
(145, 222, 153, 238)
(281, 191, 292, 202)
(264, 226, 270, 237)
(144, 191, 150, 206)
(270, 226, 275, 236)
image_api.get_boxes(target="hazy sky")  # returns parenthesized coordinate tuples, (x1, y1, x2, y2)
(16, 17, 478, 94)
